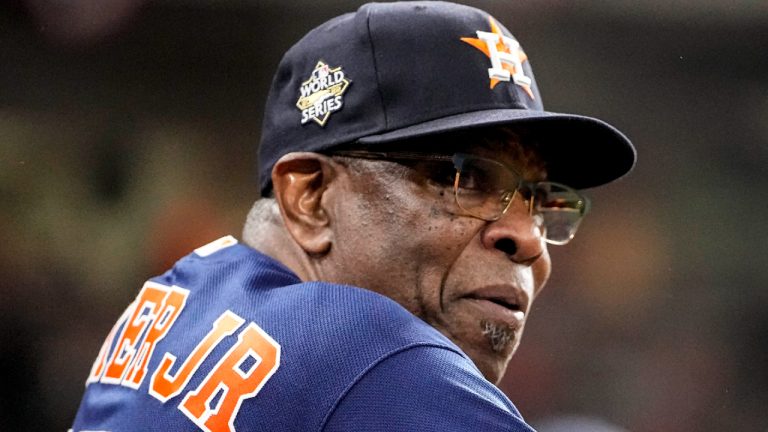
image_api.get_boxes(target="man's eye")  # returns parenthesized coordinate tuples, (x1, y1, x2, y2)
(459, 167, 492, 191)
(425, 164, 456, 186)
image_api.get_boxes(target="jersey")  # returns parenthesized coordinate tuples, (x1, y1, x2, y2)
(72, 236, 535, 432)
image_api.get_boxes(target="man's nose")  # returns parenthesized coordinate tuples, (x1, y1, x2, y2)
(480, 197, 545, 265)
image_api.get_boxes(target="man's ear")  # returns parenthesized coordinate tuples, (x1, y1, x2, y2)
(271, 152, 338, 255)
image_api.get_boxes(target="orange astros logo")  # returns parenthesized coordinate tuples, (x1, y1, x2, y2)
(461, 17, 534, 99)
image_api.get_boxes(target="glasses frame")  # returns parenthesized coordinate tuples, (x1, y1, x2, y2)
(327, 149, 589, 245)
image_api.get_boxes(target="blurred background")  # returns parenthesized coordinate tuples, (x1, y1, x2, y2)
(1, 0, 766, 430)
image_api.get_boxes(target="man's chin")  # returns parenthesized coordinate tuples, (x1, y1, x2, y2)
(480, 319, 519, 354)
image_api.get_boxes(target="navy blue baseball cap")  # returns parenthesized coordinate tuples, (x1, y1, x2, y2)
(258, 1, 636, 196)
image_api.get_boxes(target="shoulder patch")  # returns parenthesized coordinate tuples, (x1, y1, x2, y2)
(194, 235, 239, 257)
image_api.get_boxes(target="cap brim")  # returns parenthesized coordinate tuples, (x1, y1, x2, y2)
(357, 109, 636, 189)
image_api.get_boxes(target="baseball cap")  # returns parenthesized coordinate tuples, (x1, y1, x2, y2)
(258, 1, 636, 196)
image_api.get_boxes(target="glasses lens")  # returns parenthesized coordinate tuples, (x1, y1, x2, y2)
(534, 182, 589, 244)
(454, 155, 520, 220)
(453, 155, 588, 245)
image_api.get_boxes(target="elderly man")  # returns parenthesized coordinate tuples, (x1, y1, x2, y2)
(73, 2, 635, 431)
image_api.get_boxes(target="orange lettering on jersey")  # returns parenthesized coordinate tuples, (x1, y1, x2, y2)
(179, 322, 280, 432)
(86, 307, 132, 385)
(124, 286, 189, 389)
(149, 311, 244, 403)
(102, 283, 168, 384)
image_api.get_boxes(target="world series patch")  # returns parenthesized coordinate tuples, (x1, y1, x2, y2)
(296, 61, 350, 127)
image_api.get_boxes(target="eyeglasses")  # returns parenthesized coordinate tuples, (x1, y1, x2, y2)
(329, 149, 590, 245)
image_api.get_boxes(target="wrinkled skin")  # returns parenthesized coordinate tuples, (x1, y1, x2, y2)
(316, 142, 552, 383)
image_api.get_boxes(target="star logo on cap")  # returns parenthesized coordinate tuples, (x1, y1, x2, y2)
(461, 17, 534, 99)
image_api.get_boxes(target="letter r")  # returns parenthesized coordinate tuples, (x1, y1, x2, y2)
(179, 322, 280, 432)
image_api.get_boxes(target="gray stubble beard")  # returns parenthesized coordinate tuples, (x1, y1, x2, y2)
(480, 319, 516, 353)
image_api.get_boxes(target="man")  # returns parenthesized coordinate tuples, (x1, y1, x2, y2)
(73, 1, 635, 431)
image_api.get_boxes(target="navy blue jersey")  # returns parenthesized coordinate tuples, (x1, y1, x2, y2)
(72, 236, 535, 432)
